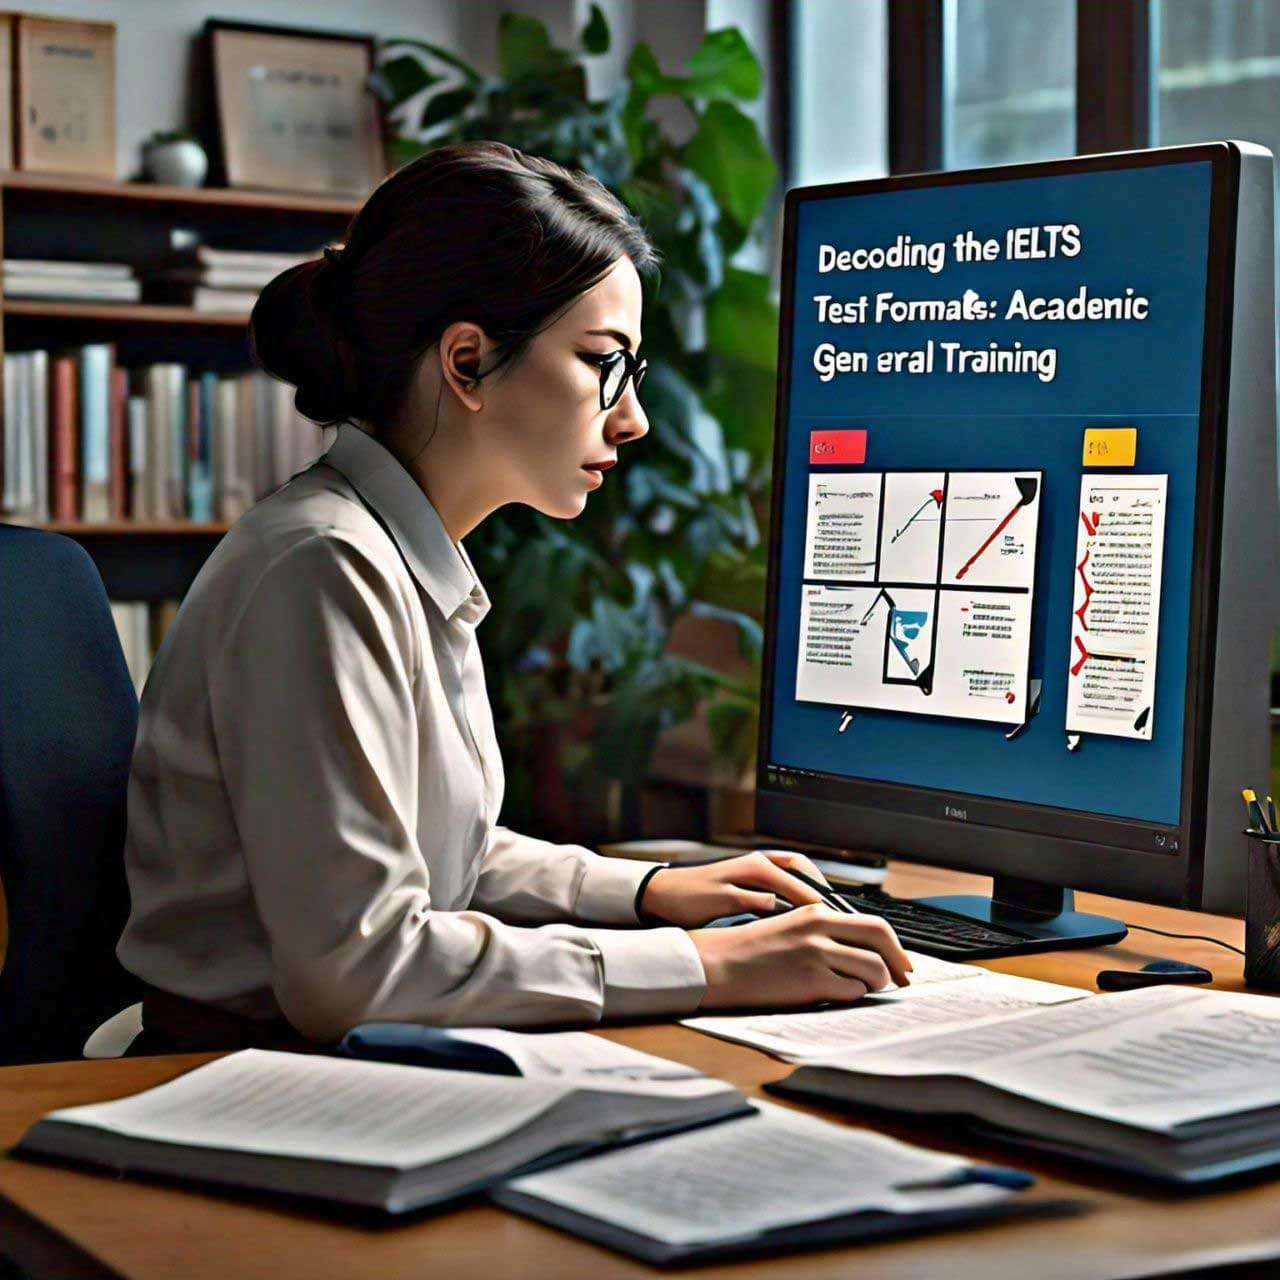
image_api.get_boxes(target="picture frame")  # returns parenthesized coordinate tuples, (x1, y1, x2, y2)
(201, 19, 386, 197)
(12, 15, 117, 178)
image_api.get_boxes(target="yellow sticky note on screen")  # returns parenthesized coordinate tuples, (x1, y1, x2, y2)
(1083, 427, 1137, 467)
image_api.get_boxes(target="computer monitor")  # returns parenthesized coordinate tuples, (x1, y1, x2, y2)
(756, 141, 1278, 942)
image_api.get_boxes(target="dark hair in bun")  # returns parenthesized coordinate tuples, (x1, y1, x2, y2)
(249, 141, 659, 429)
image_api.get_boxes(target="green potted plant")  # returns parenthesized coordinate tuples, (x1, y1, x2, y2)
(370, 8, 780, 840)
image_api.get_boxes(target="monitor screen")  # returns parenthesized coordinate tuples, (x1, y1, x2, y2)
(764, 154, 1221, 851)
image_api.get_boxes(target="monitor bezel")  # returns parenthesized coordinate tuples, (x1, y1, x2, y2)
(755, 142, 1238, 909)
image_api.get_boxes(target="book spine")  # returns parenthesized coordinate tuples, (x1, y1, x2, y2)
(161, 364, 187, 520)
(79, 343, 113, 521)
(30, 348, 48, 521)
(13, 353, 32, 517)
(109, 364, 127, 520)
(127, 394, 148, 521)
(50, 355, 78, 522)
(144, 367, 167, 522)
(188, 371, 216, 522)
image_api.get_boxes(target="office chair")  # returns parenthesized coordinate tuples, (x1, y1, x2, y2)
(0, 525, 142, 1064)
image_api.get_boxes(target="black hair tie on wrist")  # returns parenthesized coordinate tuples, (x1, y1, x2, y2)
(634, 863, 669, 925)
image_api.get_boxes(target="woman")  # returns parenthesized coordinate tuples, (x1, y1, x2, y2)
(116, 142, 909, 1052)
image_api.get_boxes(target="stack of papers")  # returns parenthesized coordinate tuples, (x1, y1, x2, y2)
(683, 951, 1088, 1061)
(496, 1099, 1071, 1264)
(773, 985, 1280, 1182)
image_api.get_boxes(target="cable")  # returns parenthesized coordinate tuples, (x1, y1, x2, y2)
(1125, 921, 1245, 957)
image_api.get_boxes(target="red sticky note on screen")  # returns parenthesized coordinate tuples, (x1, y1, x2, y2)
(809, 429, 867, 465)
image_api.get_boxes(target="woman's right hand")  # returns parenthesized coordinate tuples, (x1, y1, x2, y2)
(690, 904, 912, 1010)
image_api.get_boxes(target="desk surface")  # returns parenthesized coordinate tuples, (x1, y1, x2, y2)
(2, 861, 1278, 1280)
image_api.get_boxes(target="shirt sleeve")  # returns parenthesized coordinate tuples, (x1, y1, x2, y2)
(472, 826, 663, 924)
(207, 533, 705, 1041)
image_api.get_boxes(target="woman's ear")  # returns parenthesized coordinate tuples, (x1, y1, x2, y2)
(438, 320, 489, 412)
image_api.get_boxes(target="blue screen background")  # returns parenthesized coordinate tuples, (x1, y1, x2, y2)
(768, 161, 1212, 825)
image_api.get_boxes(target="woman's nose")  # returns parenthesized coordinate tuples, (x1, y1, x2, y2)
(604, 384, 649, 445)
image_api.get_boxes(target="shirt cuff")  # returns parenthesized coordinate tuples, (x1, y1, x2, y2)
(573, 851, 665, 925)
(584, 926, 707, 1019)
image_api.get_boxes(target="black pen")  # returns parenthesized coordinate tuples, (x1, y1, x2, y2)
(779, 866, 860, 915)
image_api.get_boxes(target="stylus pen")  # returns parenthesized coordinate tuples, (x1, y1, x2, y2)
(781, 866, 860, 915)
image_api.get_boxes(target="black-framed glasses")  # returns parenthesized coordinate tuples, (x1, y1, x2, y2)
(579, 348, 647, 411)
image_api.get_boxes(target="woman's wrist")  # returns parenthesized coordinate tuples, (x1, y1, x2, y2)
(633, 862, 669, 924)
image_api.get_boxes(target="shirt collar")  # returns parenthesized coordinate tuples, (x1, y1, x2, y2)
(321, 422, 490, 626)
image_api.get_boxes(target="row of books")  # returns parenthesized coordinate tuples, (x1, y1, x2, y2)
(0, 345, 336, 525)
(2, 245, 321, 313)
(109, 599, 179, 697)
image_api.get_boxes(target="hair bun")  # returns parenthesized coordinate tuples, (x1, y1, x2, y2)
(248, 258, 356, 426)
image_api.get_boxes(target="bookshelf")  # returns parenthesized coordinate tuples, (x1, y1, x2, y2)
(0, 171, 359, 599)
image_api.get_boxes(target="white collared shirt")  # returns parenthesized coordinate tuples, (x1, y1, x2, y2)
(117, 421, 706, 1041)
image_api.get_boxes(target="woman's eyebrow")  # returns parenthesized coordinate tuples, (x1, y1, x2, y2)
(584, 327, 637, 350)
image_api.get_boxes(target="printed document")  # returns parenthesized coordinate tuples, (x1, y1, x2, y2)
(503, 1100, 1006, 1247)
(683, 967, 1087, 1062)
(1065, 474, 1168, 740)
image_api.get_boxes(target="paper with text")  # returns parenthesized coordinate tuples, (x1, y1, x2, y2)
(445, 1028, 719, 1095)
(504, 1100, 1005, 1246)
(683, 970, 1087, 1062)
(45, 1049, 567, 1169)
(811, 986, 1280, 1133)
(1066, 474, 1168, 740)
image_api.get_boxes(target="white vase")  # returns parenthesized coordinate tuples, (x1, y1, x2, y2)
(143, 140, 208, 188)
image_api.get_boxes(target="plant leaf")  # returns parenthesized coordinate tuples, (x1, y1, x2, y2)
(581, 3, 610, 54)
(369, 54, 443, 105)
(498, 12, 558, 79)
(681, 101, 776, 246)
(707, 267, 778, 369)
(375, 37, 482, 85)
(685, 28, 762, 101)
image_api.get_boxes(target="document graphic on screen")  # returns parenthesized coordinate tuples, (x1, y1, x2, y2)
(769, 160, 1212, 826)
(797, 470, 1042, 724)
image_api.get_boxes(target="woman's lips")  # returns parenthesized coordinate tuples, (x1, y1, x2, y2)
(581, 459, 616, 486)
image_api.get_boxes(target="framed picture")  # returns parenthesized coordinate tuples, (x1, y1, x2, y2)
(13, 15, 117, 178)
(202, 20, 386, 197)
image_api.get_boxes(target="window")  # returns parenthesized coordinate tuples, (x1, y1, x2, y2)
(1156, 1, 1280, 158)
(944, 0, 1075, 168)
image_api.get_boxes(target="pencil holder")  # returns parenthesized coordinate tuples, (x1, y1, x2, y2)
(1244, 833, 1280, 990)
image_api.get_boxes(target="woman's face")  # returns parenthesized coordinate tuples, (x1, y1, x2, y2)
(476, 255, 649, 519)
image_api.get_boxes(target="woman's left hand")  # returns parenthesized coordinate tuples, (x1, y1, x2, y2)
(639, 850, 835, 929)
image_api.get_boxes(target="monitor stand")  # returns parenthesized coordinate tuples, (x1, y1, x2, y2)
(915, 874, 1128, 950)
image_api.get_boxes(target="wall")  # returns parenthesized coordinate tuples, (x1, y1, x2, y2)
(35, 1, 778, 183)
(25, 0, 469, 181)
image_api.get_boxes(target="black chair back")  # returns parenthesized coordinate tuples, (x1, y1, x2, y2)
(0, 525, 141, 1063)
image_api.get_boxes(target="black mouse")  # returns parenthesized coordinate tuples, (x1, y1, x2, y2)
(1095, 959, 1213, 991)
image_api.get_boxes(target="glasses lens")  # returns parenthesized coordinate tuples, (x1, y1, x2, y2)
(602, 358, 626, 408)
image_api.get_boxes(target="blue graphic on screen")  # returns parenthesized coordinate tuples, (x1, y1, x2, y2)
(768, 161, 1212, 825)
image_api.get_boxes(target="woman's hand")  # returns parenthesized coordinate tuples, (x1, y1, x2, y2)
(690, 905, 913, 1009)
(640, 850, 836, 929)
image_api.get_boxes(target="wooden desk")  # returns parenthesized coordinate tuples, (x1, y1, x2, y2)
(2, 862, 1278, 1280)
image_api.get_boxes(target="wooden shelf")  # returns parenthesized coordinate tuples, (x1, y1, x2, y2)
(39, 521, 231, 535)
(0, 170, 362, 216)
(3, 299, 251, 326)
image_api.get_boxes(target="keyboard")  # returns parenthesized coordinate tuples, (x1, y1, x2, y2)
(835, 887, 1042, 960)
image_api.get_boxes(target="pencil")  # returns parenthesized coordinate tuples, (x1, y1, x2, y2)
(1244, 788, 1269, 833)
